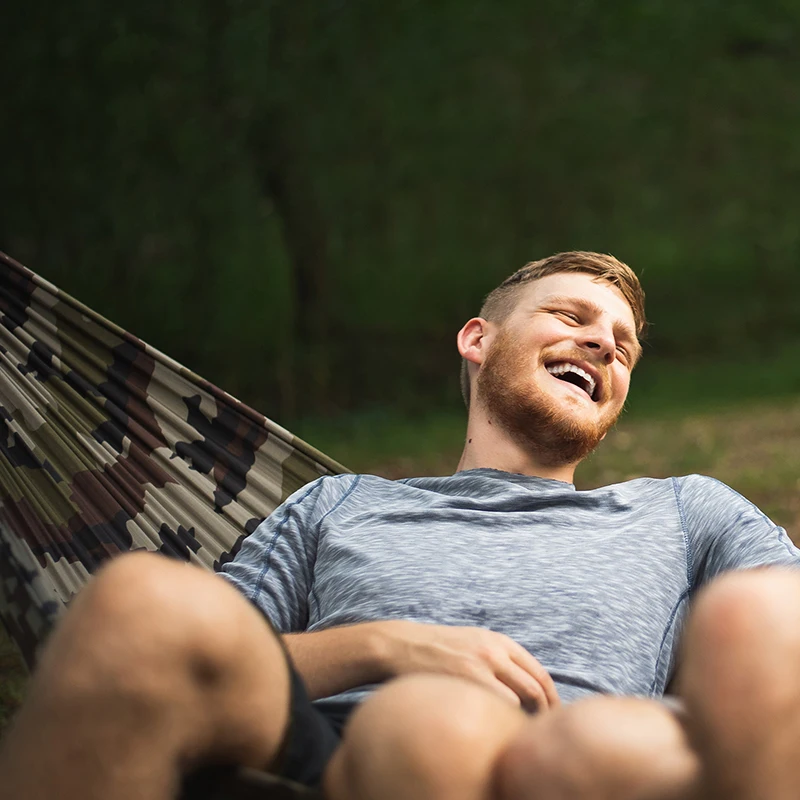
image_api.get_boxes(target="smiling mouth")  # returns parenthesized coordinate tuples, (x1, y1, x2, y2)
(546, 362, 598, 401)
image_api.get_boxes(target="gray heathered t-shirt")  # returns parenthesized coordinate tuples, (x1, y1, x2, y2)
(221, 469, 800, 712)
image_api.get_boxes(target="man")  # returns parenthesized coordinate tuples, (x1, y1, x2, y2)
(2, 251, 800, 800)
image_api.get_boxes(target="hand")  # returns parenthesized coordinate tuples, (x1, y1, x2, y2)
(379, 620, 560, 712)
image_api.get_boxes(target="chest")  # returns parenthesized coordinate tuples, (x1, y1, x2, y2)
(311, 504, 688, 636)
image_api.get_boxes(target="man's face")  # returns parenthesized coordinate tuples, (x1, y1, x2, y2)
(476, 272, 640, 467)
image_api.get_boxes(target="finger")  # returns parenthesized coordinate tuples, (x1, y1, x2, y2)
(465, 666, 522, 707)
(508, 647, 561, 709)
(507, 649, 560, 709)
(490, 680, 524, 708)
(494, 661, 549, 711)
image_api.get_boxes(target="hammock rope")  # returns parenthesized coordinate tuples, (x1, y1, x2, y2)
(0, 251, 347, 669)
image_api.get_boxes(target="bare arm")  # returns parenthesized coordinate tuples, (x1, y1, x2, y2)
(283, 622, 394, 701)
(284, 619, 560, 711)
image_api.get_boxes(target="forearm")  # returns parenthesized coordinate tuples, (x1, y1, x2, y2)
(283, 621, 396, 700)
(285, 619, 560, 709)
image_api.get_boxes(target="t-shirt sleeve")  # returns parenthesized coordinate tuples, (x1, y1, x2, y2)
(678, 474, 800, 587)
(219, 476, 350, 632)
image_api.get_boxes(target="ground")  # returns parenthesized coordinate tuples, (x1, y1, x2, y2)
(1, 396, 799, 737)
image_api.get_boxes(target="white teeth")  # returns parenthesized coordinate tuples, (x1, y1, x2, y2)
(545, 362, 596, 398)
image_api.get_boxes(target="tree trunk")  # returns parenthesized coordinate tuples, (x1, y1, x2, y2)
(248, 1, 333, 417)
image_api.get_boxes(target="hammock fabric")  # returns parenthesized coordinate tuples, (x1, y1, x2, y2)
(0, 251, 347, 671)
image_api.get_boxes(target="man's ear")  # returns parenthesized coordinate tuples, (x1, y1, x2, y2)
(457, 318, 492, 366)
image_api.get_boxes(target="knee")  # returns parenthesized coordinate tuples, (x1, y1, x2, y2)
(65, 553, 228, 648)
(334, 675, 523, 799)
(42, 552, 277, 694)
(679, 568, 800, 724)
(685, 568, 800, 657)
(496, 697, 697, 800)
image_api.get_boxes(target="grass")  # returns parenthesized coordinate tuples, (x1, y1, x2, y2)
(2, 355, 800, 739)
(580, 399, 800, 541)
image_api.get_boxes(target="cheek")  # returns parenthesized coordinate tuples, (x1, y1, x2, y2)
(612, 371, 631, 401)
(538, 321, 567, 344)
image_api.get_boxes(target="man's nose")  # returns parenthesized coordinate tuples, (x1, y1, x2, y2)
(580, 327, 616, 364)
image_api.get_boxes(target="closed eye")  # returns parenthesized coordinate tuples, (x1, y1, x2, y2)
(555, 310, 580, 323)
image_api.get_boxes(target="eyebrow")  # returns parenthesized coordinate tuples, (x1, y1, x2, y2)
(542, 295, 643, 364)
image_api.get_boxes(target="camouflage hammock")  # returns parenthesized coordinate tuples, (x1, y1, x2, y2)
(0, 251, 347, 671)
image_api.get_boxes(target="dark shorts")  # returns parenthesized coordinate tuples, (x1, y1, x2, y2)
(272, 662, 354, 786)
(179, 650, 354, 798)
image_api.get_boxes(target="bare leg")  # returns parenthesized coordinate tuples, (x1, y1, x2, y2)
(324, 674, 526, 800)
(496, 567, 800, 800)
(680, 568, 800, 800)
(324, 675, 699, 800)
(0, 552, 291, 800)
(496, 696, 700, 800)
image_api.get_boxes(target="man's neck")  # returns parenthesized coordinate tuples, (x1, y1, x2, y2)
(456, 407, 577, 483)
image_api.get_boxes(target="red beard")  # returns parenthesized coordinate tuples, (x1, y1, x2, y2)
(476, 329, 620, 468)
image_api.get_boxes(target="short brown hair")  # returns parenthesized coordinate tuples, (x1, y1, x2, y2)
(460, 251, 647, 407)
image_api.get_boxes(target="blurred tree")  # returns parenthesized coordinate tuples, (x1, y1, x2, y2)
(248, 0, 334, 416)
(2, 0, 800, 418)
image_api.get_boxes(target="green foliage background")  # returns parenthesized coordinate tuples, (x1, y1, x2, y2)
(3, 0, 800, 737)
(2, 0, 800, 419)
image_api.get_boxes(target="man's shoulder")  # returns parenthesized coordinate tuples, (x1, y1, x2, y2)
(599, 473, 727, 495)
(588, 474, 743, 514)
(668, 473, 750, 504)
(296, 472, 409, 508)
(281, 472, 362, 517)
(657, 474, 776, 532)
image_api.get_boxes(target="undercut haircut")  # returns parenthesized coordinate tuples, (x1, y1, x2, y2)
(460, 251, 647, 409)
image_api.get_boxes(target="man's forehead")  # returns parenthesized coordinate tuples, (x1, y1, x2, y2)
(516, 273, 635, 325)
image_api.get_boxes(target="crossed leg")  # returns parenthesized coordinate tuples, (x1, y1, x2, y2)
(327, 567, 800, 800)
(0, 552, 292, 800)
(326, 675, 698, 800)
(3, 558, 800, 800)
(681, 568, 800, 799)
